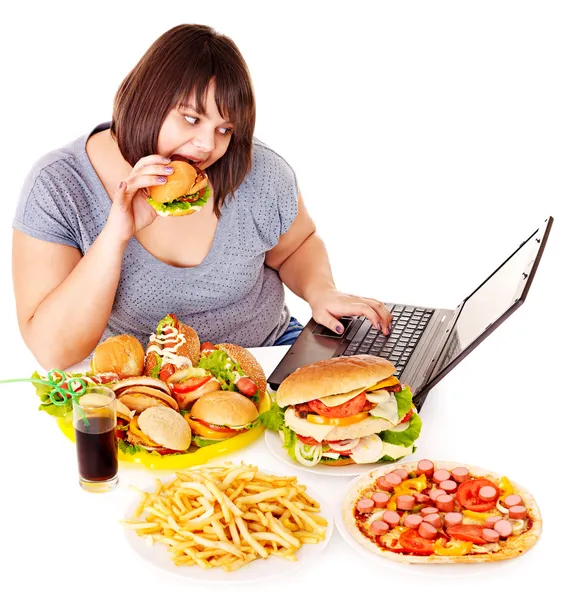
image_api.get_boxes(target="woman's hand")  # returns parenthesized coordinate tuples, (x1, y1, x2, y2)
(307, 288, 393, 336)
(104, 155, 173, 242)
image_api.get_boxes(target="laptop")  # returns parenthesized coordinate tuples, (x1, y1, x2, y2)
(268, 216, 554, 410)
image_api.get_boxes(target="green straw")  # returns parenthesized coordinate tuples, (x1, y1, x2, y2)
(0, 369, 90, 427)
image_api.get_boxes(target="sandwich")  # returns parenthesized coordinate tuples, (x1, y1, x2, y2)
(197, 343, 266, 403)
(110, 376, 179, 412)
(166, 366, 222, 410)
(91, 334, 145, 378)
(115, 398, 135, 441)
(186, 390, 259, 447)
(126, 405, 192, 454)
(259, 355, 422, 467)
(145, 314, 201, 381)
(147, 155, 210, 217)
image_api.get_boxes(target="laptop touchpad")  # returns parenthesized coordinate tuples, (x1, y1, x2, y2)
(312, 317, 353, 338)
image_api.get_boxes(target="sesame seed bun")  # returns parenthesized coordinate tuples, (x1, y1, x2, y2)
(276, 355, 396, 408)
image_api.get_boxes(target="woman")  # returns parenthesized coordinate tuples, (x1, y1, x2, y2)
(12, 24, 391, 370)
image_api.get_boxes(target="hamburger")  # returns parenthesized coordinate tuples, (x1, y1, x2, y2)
(197, 343, 267, 403)
(166, 366, 222, 410)
(260, 355, 422, 467)
(147, 156, 210, 217)
(145, 314, 201, 382)
(110, 376, 179, 412)
(91, 334, 145, 379)
(126, 405, 192, 454)
(186, 390, 259, 448)
(115, 398, 135, 441)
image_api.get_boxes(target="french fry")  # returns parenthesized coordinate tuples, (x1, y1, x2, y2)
(123, 462, 328, 572)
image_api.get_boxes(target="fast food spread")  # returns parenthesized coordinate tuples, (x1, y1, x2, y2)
(21, 310, 544, 573)
(341, 460, 541, 563)
(122, 462, 328, 571)
(260, 355, 421, 467)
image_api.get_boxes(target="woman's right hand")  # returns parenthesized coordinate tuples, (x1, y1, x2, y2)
(104, 155, 173, 242)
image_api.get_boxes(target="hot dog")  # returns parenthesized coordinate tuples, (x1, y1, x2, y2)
(197, 342, 267, 402)
(144, 314, 201, 381)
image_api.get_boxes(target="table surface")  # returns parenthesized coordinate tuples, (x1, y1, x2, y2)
(2, 309, 560, 600)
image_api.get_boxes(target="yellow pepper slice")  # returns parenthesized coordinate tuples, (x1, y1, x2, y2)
(386, 474, 428, 509)
(461, 509, 498, 522)
(433, 538, 473, 556)
(498, 476, 514, 500)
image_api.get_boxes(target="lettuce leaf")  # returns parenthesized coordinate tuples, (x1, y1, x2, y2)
(380, 413, 422, 447)
(38, 402, 73, 418)
(147, 186, 211, 214)
(150, 355, 162, 378)
(193, 436, 223, 448)
(395, 387, 414, 421)
(31, 371, 53, 404)
(156, 315, 175, 335)
(258, 401, 285, 431)
(281, 426, 298, 461)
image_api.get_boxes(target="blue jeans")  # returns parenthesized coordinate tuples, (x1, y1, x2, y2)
(273, 317, 303, 346)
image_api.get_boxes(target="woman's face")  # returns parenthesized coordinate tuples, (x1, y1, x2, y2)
(157, 79, 234, 171)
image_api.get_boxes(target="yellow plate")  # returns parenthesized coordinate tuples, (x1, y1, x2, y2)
(57, 391, 271, 470)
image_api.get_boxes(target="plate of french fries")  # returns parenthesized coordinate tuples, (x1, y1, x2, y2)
(121, 462, 333, 583)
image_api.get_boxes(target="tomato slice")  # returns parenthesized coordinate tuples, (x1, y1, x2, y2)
(399, 408, 413, 424)
(446, 524, 486, 545)
(172, 376, 211, 393)
(308, 392, 367, 418)
(456, 478, 500, 512)
(197, 419, 239, 434)
(296, 435, 323, 446)
(398, 529, 435, 555)
(200, 342, 216, 352)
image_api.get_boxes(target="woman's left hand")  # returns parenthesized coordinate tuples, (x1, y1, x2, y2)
(307, 288, 393, 336)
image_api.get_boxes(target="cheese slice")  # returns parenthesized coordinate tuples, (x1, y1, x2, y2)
(381, 442, 414, 459)
(316, 386, 367, 407)
(367, 391, 400, 425)
(367, 376, 400, 391)
(284, 408, 335, 442)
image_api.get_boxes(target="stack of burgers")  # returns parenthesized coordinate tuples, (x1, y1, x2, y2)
(90, 315, 267, 455)
(260, 355, 422, 467)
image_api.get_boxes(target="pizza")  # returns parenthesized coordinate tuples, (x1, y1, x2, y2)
(342, 459, 541, 563)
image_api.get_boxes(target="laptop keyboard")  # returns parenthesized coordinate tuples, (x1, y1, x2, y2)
(343, 305, 434, 376)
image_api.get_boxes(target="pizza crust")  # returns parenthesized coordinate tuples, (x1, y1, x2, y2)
(342, 461, 542, 564)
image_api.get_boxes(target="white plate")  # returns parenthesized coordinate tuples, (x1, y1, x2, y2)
(265, 429, 405, 477)
(334, 470, 514, 578)
(123, 470, 334, 584)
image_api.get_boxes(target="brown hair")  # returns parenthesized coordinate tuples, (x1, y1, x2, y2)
(111, 24, 256, 217)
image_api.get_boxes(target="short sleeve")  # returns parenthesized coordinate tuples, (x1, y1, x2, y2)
(13, 160, 82, 250)
(245, 142, 299, 250)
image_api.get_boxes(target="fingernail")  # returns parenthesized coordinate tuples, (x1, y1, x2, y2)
(336, 325, 344, 334)
(157, 176, 167, 183)
(164, 166, 174, 173)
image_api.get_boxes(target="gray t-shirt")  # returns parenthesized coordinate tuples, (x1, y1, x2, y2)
(13, 123, 299, 349)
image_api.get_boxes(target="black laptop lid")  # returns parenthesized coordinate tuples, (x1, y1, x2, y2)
(415, 216, 553, 399)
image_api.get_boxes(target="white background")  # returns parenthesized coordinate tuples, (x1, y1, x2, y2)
(0, 1, 561, 599)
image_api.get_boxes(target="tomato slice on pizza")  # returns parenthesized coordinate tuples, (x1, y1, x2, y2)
(342, 460, 542, 563)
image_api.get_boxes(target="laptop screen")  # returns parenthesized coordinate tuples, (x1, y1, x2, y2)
(426, 218, 551, 386)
